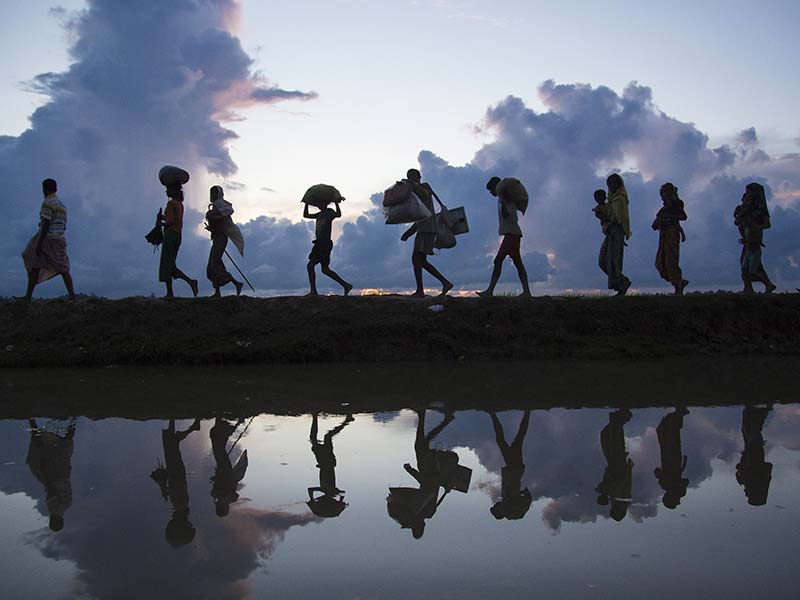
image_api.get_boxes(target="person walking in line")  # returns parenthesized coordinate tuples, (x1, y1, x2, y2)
(734, 182, 776, 294)
(205, 186, 244, 297)
(478, 177, 532, 298)
(22, 178, 76, 301)
(304, 196, 353, 296)
(604, 174, 632, 296)
(26, 418, 77, 532)
(652, 183, 689, 295)
(159, 185, 199, 298)
(400, 169, 453, 298)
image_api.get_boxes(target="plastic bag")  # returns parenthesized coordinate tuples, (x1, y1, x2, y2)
(383, 180, 413, 207)
(384, 193, 432, 224)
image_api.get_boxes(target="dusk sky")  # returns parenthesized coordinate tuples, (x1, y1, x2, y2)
(2, 0, 799, 296)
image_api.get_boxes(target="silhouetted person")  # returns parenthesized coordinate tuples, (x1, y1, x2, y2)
(159, 185, 198, 298)
(151, 418, 201, 546)
(400, 169, 453, 297)
(304, 198, 353, 296)
(596, 408, 633, 521)
(478, 177, 531, 298)
(388, 409, 454, 539)
(26, 418, 76, 532)
(734, 182, 776, 294)
(307, 413, 354, 518)
(736, 406, 773, 506)
(488, 410, 532, 521)
(210, 417, 249, 517)
(22, 178, 76, 301)
(603, 174, 632, 295)
(205, 186, 244, 297)
(654, 408, 689, 509)
(593, 189, 610, 277)
(652, 183, 689, 295)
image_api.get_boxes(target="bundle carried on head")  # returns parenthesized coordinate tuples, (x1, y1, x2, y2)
(302, 184, 345, 208)
(159, 165, 190, 188)
(493, 177, 529, 214)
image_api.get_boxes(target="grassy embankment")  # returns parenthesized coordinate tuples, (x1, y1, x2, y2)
(1, 293, 799, 368)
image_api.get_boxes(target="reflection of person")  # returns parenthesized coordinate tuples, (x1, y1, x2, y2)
(21, 178, 76, 301)
(210, 417, 249, 517)
(736, 406, 773, 506)
(488, 410, 532, 520)
(654, 408, 690, 509)
(388, 409, 454, 539)
(400, 169, 454, 298)
(26, 418, 77, 532)
(307, 413, 354, 518)
(151, 418, 201, 546)
(596, 408, 633, 521)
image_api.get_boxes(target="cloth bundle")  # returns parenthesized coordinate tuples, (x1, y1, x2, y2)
(302, 184, 345, 208)
(496, 178, 529, 215)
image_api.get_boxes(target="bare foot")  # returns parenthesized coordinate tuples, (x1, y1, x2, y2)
(410, 291, 426, 298)
(765, 282, 777, 294)
(476, 289, 493, 298)
(741, 287, 755, 295)
(189, 279, 199, 298)
(305, 291, 319, 297)
(439, 281, 454, 297)
(234, 281, 243, 296)
(343, 283, 353, 296)
(519, 290, 532, 298)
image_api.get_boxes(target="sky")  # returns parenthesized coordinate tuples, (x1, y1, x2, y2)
(1, 0, 799, 297)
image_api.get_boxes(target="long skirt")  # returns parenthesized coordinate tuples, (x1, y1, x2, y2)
(655, 226, 683, 286)
(598, 237, 608, 275)
(22, 235, 70, 283)
(207, 234, 234, 287)
(605, 224, 630, 292)
(740, 246, 770, 284)
(159, 229, 182, 283)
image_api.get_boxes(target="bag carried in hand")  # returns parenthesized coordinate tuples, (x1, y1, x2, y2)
(496, 178, 529, 215)
(144, 208, 163, 246)
(434, 210, 457, 249)
(384, 193, 432, 224)
(158, 165, 190, 187)
(302, 184, 345, 208)
(383, 180, 413, 207)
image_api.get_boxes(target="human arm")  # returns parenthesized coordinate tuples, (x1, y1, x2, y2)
(401, 223, 418, 241)
(303, 204, 320, 219)
(404, 463, 422, 483)
(333, 202, 342, 219)
(308, 487, 323, 499)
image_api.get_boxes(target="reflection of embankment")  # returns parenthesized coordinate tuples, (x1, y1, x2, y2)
(2, 294, 800, 368)
(2, 357, 799, 420)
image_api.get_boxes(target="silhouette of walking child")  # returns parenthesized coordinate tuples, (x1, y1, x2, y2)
(304, 200, 353, 296)
(307, 413, 354, 518)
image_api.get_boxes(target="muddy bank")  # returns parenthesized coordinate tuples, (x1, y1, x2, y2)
(1, 357, 797, 420)
(1, 293, 799, 368)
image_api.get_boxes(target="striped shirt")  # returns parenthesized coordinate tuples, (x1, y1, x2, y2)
(40, 194, 67, 238)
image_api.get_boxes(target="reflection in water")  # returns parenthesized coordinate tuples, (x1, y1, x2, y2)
(737, 406, 773, 506)
(150, 418, 201, 547)
(388, 409, 472, 539)
(654, 408, 690, 509)
(25, 418, 76, 532)
(210, 417, 250, 517)
(596, 409, 633, 522)
(488, 410, 532, 521)
(307, 412, 353, 518)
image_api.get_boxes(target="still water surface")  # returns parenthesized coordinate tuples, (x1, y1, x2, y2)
(0, 364, 798, 599)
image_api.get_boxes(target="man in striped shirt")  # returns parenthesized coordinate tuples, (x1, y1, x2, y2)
(22, 178, 76, 301)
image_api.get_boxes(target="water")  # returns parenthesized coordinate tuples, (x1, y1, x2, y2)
(1, 361, 798, 599)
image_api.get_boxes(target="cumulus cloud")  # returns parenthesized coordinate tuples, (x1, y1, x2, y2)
(0, 0, 315, 297)
(331, 80, 800, 292)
